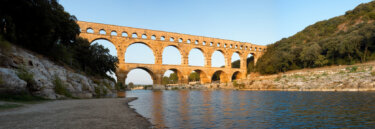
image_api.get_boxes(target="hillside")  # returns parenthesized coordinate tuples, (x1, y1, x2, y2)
(256, 1, 375, 74)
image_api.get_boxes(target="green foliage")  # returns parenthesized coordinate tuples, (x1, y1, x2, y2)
(256, 1, 375, 74)
(0, 35, 11, 53)
(188, 72, 200, 82)
(0, 0, 118, 78)
(94, 87, 101, 98)
(128, 82, 134, 89)
(16, 67, 37, 92)
(233, 80, 238, 87)
(163, 73, 178, 84)
(346, 66, 358, 72)
(53, 76, 72, 97)
(231, 60, 240, 68)
(371, 71, 375, 76)
(115, 82, 126, 91)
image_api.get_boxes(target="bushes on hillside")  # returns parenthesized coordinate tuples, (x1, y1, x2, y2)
(256, 1, 375, 74)
(0, 0, 118, 78)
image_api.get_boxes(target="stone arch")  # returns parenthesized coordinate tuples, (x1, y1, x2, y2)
(99, 29, 106, 35)
(122, 31, 128, 37)
(190, 69, 210, 84)
(231, 51, 241, 68)
(211, 50, 226, 68)
(188, 47, 206, 66)
(163, 68, 184, 84)
(132, 33, 138, 38)
(125, 67, 155, 85)
(231, 71, 242, 81)
(90, 38, 115, 46)
(110, 31, 117, 36)
(142, 34, 147, 39)
(86, 28, 94, 33)
(125, 42, 155, 64)
(211, 70, 229, 83)
(162, 45, 182, 65)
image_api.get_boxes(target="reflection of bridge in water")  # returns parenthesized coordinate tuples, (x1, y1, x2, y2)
(77, 21, 266, 85)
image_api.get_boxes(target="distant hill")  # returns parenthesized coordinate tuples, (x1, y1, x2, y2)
(255, 1, 375, 74)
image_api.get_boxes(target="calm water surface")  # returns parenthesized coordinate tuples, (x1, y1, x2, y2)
(126, 90, 375, 128)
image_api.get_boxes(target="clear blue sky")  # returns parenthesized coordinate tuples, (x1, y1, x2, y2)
(60, 0, 371, 85)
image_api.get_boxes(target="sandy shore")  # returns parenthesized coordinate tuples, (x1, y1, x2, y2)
(0, 98, 152, 129)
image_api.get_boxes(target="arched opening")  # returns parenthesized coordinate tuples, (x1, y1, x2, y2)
(125, 43, 154, 64)
(224, 44, 227, 48)
(211, 70, 228, 83)
(86, 28, 94, 33)
(210, 42, 213, 46)
(217, 43, 220, 47)
(231, 71, 242, 81)
(188, 48, 205, 66)
(99, 29, 106, 35)
(189, 69, 209, 84)
(202, 41, 206, 45)
(178, 38, 183, 43)
(151, 35, 156, 40)
(125, 68, 153, 85)
(247, 53, 255, 74)
(132, 33, 138, 38)
(90, 39, 118, 81)
(163, 69, 182, 84)
(142, 34, 147, 39)
(195, 40, 199, 45)
(111, 31, 117, 36)
(170, 37, 174, 42)
(231, 52, 241, 68)
(187, 39, 191, 44)
(122, 32, 128, 37)
(211, 50, 225, 67)
(162, 46, 181, 65)
(160, 36, 165, 41)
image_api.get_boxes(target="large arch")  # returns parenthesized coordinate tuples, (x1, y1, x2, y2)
(189, 69, 210, 84)
(231, 52, 241, 68)
(188, 48, 205, 66)
(231, 71, 242, 81)
(125, 67, 154, 85)
(162, 46, 182, 65)
(211, 50, 226, 68)
(163, 68, 184, 84)
(125, 42, 155, 64)
(211, 70, 229, 83)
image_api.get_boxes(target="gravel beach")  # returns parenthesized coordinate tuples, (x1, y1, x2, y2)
(0, 98, 152, 129)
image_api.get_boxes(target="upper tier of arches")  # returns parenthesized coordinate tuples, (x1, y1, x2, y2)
(78, 21, 267, 52)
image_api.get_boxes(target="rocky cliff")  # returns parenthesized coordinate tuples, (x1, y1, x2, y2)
(0, 46, 116, 99)
(241, 62, 375, 91)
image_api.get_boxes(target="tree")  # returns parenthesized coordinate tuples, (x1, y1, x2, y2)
(188, 72, 200, 82)
(128, 82, 134, 89)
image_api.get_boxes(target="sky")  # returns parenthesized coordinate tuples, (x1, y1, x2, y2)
(60, 0, 372, 85)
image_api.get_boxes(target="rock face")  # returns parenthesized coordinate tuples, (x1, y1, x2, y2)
(0, 46, 116, 99)
(240, 64, 375, 91)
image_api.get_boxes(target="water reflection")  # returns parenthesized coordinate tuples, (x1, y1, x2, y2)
(127, 90, 375, 128)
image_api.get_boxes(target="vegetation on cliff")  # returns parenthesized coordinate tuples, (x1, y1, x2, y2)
(255, 1, 375, 74)
(0, 0, 118, 78)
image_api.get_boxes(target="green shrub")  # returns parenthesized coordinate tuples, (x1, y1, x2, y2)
(94, 87, 101, 98)
(53, 76, 72, 98)
(371, 71, 375, 76)
(0, 74, 3, 85)
(0, 36, 11, 53)
(115, 82, 125, 91)
(346, 66, 358, 73)
(233, 80, 238, 87)
(16, 67, 37, 92)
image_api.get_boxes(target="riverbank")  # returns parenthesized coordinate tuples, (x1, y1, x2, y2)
(240, 61, 375, 91)
(0, 97, 152, 129)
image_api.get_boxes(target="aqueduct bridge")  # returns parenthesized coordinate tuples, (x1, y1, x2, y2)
(77, 21, 267, 85)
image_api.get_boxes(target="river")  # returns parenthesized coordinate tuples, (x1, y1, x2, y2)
(126, 90, 375, 128)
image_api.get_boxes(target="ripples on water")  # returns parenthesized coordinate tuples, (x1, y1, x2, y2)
(126, 90, 375, 128)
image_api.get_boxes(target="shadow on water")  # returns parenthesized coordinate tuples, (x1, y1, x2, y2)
(126, 90, 375, 128)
